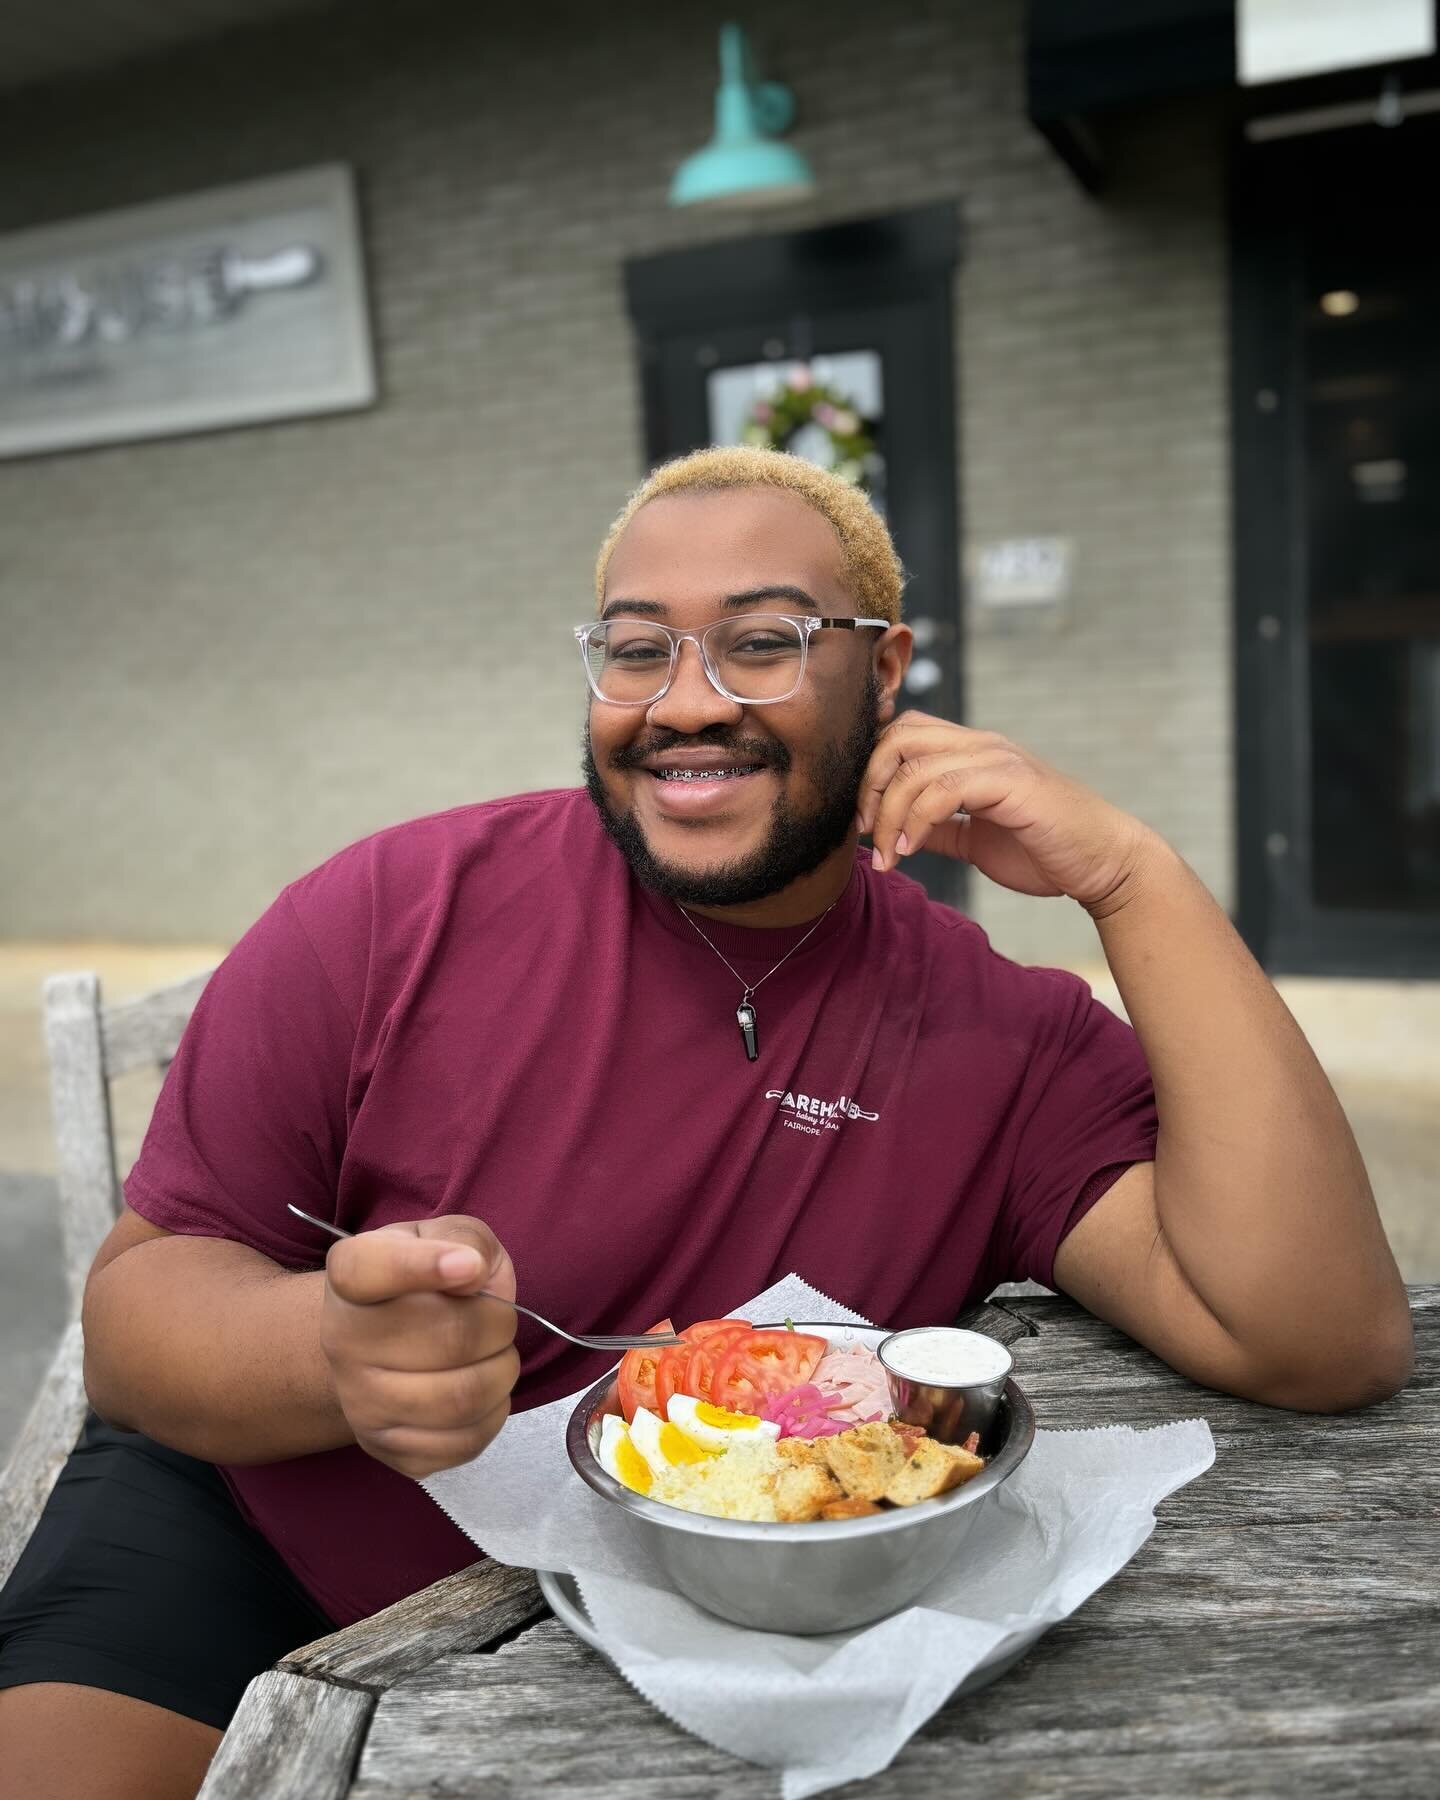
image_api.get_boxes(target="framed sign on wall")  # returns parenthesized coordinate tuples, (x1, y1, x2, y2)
(0, 162, 376, 460)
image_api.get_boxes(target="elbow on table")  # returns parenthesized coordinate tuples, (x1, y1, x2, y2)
(1246, 1313, 1416, 1414)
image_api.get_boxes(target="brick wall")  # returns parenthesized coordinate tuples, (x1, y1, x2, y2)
(0, 0, 1231, 960)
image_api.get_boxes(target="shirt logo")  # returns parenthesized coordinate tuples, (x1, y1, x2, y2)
(766, 1088, 880, 1137)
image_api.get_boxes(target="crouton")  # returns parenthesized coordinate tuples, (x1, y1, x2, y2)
(882, 1438, 986, 1507)
(773, 1464, 843, 1522)
(775, 1436, 830, 1468)
(822, 1421, 906, 1501)
(852, 1419, 903, 1445)
(938, 1441, 985, 1483)
(819, 1496, 885, 1520)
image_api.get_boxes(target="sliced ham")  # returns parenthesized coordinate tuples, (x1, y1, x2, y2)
(811, 1342, 894, 1426)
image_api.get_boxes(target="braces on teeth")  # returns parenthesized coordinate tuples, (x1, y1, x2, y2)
(656, 768, 756, 780)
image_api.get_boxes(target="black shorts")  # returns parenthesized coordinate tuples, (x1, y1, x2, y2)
(0, 1414, 333, 1730)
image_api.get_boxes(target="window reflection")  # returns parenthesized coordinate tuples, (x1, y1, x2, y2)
(1304, 172, 1440, 914)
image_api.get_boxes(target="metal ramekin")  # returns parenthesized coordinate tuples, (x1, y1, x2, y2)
(877, 1326, 1016, 1448)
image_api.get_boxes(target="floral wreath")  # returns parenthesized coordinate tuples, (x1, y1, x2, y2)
(742, 365, 876, 488)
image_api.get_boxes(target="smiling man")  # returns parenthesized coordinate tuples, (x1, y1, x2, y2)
(0, 447, 1413, 1799)
(581, 480, 889, 926)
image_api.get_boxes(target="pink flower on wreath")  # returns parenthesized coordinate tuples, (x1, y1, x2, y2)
(813, 403, 836, 428)
(752, 402, 773, 424)
(787, 365, 813, 392)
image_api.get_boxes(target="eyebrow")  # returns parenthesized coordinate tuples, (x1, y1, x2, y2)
(600, 585, 824, 622)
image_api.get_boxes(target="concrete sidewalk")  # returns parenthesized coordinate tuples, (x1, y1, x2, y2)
(1072, 961, 1440, 1282)
(2, 943, 1437, 1459)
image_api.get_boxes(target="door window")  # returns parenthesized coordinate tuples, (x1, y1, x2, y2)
(1303, 150, 1440, 916)
(706, 350, 887, 513)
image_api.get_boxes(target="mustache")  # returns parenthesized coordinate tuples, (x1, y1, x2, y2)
(606, 727, 791, 774)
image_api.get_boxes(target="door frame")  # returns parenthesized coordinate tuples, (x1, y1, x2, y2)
(625, 202, 960, 451)
(1231, 130, 1440, 978)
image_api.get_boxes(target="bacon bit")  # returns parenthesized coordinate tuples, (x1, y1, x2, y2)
(890, 1421, 926, 1456)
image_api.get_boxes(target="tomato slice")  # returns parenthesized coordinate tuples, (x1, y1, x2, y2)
(619, 1320, 818, 1419)
(711, 1329, 828, 1412)
(682, 1344, 717, 1403)
(681, 1318, 753, 1344)
(654, 1343, 691, 1414)
(615, 1319, 675, 1423)
(672, 1322, 754, 1406)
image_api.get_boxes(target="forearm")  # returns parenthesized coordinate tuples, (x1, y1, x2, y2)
(1090, 836, 1412, 1394)
(83, 1236, 354, 1464)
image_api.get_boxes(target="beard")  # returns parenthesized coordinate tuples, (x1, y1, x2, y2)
(582, 673, 881, 908)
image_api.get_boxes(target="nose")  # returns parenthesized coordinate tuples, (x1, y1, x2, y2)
(646, 635, 743, 735)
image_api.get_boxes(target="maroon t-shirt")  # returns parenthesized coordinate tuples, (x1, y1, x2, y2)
(124, 788, 1157, 1625)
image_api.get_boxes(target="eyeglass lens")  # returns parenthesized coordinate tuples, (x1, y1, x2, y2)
(584, 614, 805, 704)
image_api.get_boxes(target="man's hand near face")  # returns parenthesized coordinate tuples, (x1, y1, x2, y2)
(858, 710, 1413, 1414)
(858, 711, 1148, 908)
(322, 1218, 520, 1478)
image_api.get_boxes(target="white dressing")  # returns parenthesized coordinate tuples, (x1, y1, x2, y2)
(880, 1327, 1012, 1386)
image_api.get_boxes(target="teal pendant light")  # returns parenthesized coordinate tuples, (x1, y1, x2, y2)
(669, 23, 815, 208)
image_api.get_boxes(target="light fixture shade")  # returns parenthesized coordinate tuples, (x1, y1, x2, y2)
(670, 137, 815, 207)
(669, 24, 816, 208)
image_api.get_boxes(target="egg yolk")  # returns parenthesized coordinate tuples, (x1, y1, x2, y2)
(659, 1422, 712, 1465)
(694, 1402, 762, 1431)
(614, 1436, 653, 1493)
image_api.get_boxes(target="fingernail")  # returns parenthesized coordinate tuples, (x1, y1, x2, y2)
(871, 848, 883, 872)
(439, 1248, 483, 1282)
(896, 832, 910, 856)
(853, 811, 866, 836)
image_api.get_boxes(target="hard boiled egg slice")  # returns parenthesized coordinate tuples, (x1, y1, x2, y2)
(667, 1394, 781, 1451)
(628, 1405, 717, 1476)
(597, 1413, 653, 1495)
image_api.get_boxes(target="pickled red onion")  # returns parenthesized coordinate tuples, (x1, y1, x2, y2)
(760, 1383, 852, 1439)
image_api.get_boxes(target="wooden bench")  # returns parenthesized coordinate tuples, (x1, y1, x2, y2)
(0, 967, 213, 1588)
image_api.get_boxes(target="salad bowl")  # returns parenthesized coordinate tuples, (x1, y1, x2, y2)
(565, 1320, 1035, 1634)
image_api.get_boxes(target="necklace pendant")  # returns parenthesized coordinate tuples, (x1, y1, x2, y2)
(736, 999, 759, 1062)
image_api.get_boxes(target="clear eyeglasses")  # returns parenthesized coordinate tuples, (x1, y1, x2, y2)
(574, 612, 888, 707)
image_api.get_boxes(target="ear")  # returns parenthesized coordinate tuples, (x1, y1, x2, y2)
(872, 624, 913, 726)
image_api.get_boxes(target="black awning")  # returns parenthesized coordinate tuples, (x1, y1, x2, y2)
(1028, 0, 1440, 191)
(1028, 0, 1234, 123)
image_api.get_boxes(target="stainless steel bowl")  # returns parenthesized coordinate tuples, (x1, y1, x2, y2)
(565, 1320, 1035, 1635)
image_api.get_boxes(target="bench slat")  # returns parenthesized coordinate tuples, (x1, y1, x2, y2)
(101, 969, 213, 1079)
(0, 1319, 88, 1589)
(198, 1672, 370, 1800)
(279, 1559, 545, 1688)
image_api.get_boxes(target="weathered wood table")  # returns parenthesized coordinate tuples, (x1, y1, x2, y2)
(198, 1287, 1439, 1799)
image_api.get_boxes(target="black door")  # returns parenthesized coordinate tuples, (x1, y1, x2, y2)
(625, 206, 964, 908)
(1234, 119, 1440, 976)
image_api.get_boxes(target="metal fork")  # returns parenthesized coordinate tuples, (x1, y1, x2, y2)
(286, 1204, 684, 1350)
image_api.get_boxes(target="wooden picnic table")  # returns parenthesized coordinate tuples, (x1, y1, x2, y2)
(198, 1286, 1440, 1799)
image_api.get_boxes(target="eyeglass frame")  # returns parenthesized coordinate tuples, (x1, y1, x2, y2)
(573, 612, 891, 707)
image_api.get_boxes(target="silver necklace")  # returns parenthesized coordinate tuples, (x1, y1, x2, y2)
(675, 897, 841, 1063)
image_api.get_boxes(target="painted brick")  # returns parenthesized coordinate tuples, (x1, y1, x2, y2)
(0, 0, 1230, 960)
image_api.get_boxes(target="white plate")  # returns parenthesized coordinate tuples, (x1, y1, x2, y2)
(538, 1567, 607, 1653)
(537, 1567, 1034, 1697)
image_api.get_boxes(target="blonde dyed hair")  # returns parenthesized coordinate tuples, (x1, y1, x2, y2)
(594, 445, 904, 625)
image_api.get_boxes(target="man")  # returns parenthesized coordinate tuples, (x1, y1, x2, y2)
(0, 446, 1412, 1798)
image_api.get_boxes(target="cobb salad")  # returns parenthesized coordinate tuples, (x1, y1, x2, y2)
(600, 1319, 986, 1524)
